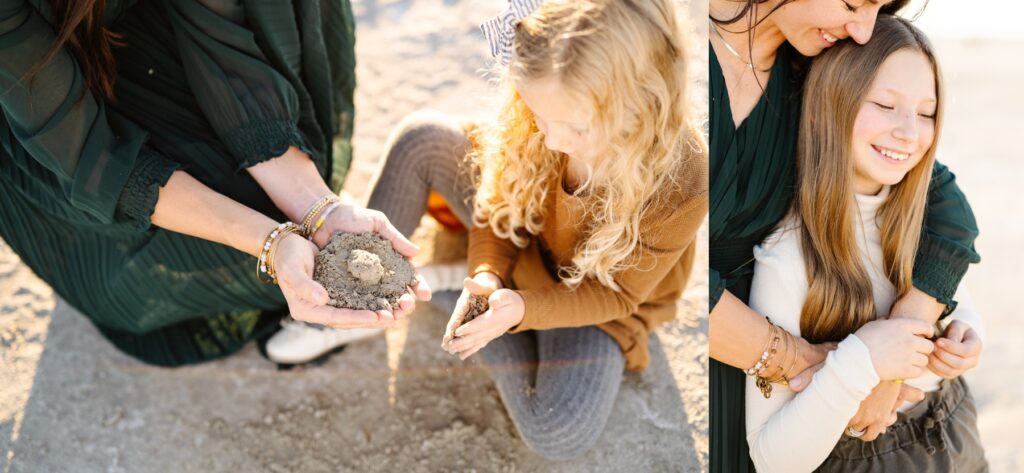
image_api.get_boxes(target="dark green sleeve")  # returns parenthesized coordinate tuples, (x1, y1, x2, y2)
(914, 160, 981, 314)
(164, 0, 312, 170)
(710, 268, 725, 311)
(0, 1, 178, 230)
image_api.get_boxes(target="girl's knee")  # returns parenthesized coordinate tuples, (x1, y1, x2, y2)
(390, 109, 466, 148)
(519, 423, 603, 461)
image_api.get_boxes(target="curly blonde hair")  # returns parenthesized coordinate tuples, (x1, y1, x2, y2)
(471, 0, 705, 291)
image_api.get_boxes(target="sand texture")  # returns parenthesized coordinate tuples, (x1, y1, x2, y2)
(314, 232, 416, 311)
(462, 294, 489, 323)
(0, 2, 711, 472)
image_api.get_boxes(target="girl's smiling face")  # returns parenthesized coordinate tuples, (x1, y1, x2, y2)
(514, 75, 605, 162)
(850, 48, 937, 195)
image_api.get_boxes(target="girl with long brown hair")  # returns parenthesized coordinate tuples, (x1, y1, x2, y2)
(707, 1, 983, 471)
(745, 15, 986, 472)
(0, 0, 428, 366)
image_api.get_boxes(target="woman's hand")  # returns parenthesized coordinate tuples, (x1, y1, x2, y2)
(442, 273, 523, 360)
(928, 320, 982, 379)
(854, 318, 935, 380)
(786, 341, 837, 392)
(273, 233, 400, 328)
(312, 203, 431, 317)
(846, 381, 925, 441)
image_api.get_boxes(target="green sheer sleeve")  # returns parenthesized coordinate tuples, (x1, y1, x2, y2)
(163, 0, 324, 171)
(0, 0, 178, 230)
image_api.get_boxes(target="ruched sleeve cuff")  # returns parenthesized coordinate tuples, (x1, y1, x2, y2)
(115, 147, 181, 231)
(222, 119, 309, 170)
(912, 233, 980, 315)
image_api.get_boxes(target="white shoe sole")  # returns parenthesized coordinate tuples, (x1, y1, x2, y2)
(265, 323, 385, 365)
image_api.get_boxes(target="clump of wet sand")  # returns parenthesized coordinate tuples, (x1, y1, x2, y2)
(462, 294, 488, 323)
(313, 232, 416, 311)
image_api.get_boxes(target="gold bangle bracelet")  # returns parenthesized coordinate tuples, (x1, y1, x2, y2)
(308, 201, 342, 242)
(300, 195, 341, 235)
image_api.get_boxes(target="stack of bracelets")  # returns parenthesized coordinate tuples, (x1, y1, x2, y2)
(745, 317, 801, 399)
(256, 194, 344, 284)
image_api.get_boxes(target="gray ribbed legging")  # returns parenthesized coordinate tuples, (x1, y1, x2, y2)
(367, 110, 625, 460)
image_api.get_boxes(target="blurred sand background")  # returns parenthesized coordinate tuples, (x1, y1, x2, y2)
(1, 1, 709, 472)
(908, 4, 1024, 473)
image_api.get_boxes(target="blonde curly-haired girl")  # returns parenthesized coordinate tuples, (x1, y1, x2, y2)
(363, 0, 707, 458)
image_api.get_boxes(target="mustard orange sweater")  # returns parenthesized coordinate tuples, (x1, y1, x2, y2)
(468, 151, 708, 370)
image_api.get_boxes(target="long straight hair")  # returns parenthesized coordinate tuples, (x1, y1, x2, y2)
(794, 15, 944, 343)
(27, 0, 122, 99)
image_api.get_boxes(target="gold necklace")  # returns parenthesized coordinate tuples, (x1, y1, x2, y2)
(710, 19, 772, 73)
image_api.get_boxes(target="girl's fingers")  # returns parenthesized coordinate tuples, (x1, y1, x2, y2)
(912, 352, 931, 367)
(458, 341, 487, 360)
(936, 334, 981, 358)
(943, 321, 969, 343)
(899, 365, 924, 380)
(928, 353, 959, 379)
(453, 311, 493, 338)
(464, 277, 496, 296)
(931, 347, 967, 370)
(447, 329, 495, 353)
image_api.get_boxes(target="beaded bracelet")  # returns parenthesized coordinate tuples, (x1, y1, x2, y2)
(256, 221, 303, 284)
(300, 195, 342, 236)
(746, 322, 780, 376)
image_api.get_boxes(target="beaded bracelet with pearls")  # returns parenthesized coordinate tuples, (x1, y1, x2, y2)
(745, 321, 781, 376)
(256, 221, 303, 284)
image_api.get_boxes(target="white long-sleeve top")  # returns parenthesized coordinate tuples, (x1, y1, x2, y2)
(744, 187, 984, 473)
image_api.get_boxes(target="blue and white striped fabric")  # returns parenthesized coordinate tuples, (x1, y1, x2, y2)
(480, 0, 545, 65)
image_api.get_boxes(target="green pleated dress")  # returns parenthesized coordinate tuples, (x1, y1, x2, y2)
(709, 44, 981, 473)
(0, 0, 356, 366)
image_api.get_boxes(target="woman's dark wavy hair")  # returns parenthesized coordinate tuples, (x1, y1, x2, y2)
(27, 0, 122, 99)
(711, 0, 917, 28)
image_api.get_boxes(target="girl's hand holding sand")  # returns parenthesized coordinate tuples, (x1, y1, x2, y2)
(443, 274, 524, 360)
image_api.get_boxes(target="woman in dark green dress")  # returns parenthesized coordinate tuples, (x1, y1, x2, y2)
(0, 0, 427, 366)
(708, 1, 981, 472)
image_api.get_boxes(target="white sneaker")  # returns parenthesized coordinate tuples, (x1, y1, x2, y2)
(417, 261, 468, 293)
(265, 318, 385, 364)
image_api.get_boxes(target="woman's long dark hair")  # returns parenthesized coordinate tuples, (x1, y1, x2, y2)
(710, 0, 916, 28)
(27, 0, 122, 99)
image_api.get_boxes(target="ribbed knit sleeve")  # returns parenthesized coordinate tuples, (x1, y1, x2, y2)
(467, 225, 521, 286)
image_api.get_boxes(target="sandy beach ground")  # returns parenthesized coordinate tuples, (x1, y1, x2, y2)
(1, 1, 709, 472)
(928, 37, 1024, 473)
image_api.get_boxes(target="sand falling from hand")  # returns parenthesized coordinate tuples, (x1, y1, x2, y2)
(313, 232, 416, 311)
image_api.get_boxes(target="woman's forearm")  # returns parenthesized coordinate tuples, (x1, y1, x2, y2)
(247, 146, 335, 223)
(710, 289, 824, 373)
(152, 171, 278, 257)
